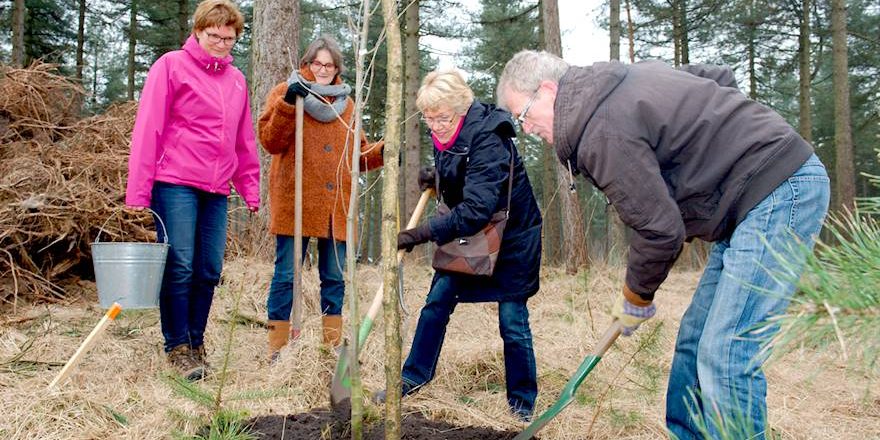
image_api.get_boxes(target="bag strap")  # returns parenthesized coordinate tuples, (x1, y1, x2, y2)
(436, 141, 516, 214)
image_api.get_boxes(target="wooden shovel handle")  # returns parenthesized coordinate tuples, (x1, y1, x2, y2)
(48, 303, 122, 389)
(291, 96, 305, 334)
(363, 189, 433, 322)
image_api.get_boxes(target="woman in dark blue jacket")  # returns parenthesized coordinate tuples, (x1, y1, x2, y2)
(386, 70, 543, 421)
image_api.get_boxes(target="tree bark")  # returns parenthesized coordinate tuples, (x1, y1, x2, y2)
(128, 0, 137, 101)
(76, 0, 86, 81)
(831, 0, 855, 211)
(542, 0, 588, 272)
(347, 3, 372, 436)
(679, 0, 689, 65)
(610, 0, 620, 61)
(380, 0, 405, 436)
(747, 0, 757, 99)
(11, 0, 25, 67)
(402, 0, 422, 225)
(178, 0, 189, 45)
(250, 0, 300, 210)
(798, 0, 812, 142)
(625, 0, 635, 63)
(672, 0, 681, 67)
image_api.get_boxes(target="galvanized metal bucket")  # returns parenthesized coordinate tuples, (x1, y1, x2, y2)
(91, 209, 169, 309)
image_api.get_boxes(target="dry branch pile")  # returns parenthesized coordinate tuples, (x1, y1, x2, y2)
(0, 63, 151, 305)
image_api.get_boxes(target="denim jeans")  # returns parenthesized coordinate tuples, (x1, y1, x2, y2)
(666, 155, 830, 439)
(401, 275, 538, 415)
(151, 182, 228, 352)
(266, 235, 346, 320)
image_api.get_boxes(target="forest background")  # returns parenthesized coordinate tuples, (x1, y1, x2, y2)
(2, 0, 877, 270)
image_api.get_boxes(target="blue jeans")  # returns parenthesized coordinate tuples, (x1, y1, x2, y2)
(266, 235, 346, 320)
(666, 155, 830, 439)
(401, 275, 538, 415)
(151, 182, 228, 352)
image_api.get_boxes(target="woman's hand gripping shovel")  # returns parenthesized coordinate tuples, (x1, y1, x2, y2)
(329, 189, 433, 407)
(513, 320, 623, 440)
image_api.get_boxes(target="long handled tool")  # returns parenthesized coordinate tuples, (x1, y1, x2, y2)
(48, 302, 123, 389)
(513, 320, 623, 440)
(290, 95, 305, 339)
(330, 189, 433, 406)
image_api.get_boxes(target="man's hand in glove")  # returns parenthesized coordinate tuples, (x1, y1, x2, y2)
(397, 224, 432, 252)
(418, 166, 436, 192)
(610, 285, 657, 336)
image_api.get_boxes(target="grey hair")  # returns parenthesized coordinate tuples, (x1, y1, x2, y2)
(496, 50, 569, 111)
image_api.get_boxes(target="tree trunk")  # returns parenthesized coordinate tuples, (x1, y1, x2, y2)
(672, 0, 681, 67)
(380, 0, 404, 436)
(747, 0, 757, 99)
(76, 0, 86, 81)
(128, 0, 137, 101)
(250, 0, 300, 212)
(347, 3, 372, 436)
(542, 0, 588, 272)
(609, 0, 620, 61)
(798, 0, 812, 143)
(402, 0, 422, 225)
(178, 0, 189, 45)
(679, 0, 689, 65)
(625, 0, 635, 63)
(831, 0, 855, 211)
(11, 0, 25, 67)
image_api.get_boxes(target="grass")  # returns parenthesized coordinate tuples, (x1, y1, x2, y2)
(0, 260, 876, 439)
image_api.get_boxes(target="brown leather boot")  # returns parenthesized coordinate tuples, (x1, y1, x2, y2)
(267, 320, 290, 361)
(167, 344, 205, 381)
(322, 315, 343, 347)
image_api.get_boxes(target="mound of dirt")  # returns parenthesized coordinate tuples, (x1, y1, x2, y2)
(247, 404, 526, 440)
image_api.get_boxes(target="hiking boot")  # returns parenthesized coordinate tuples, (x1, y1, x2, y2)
(191, 344, 211, 371)
(167, 344, 205, 381)
(511, 407, 533, 423)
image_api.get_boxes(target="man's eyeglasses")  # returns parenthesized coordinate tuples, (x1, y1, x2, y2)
(310, 61, 337, 71)
(421, 114, 455, 128)
(515, 88, 540, 128)
(204, 32, 237, 46)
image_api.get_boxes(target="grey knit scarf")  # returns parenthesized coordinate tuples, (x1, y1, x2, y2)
(287, 71, 351, 123)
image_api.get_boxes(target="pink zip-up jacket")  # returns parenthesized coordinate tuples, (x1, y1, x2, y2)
(125, 35, 260, 208)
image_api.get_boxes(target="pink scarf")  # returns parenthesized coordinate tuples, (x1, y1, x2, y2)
(431, 116, 466, 151)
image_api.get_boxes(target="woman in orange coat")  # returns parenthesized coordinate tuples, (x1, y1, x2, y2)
(258, 36, 383, 359)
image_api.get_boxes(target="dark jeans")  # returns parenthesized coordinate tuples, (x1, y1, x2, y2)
(151, 182, 228, 352)
(401, 275, 538, 414)
(266, 235, 346, 320)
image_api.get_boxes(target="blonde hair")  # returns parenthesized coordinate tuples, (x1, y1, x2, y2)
(416, 70, 474, 115)
(300, 36, 346, 76)
(192, 0, 245, 36)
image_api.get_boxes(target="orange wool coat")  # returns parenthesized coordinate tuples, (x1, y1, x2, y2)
(258, 71, 383, 240)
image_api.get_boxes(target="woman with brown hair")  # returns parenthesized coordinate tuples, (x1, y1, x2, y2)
(258, 36, 383, 360)
(125, 0, 260, 381)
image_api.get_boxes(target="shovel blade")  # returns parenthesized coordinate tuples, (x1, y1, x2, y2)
(329, 341, 352, 408)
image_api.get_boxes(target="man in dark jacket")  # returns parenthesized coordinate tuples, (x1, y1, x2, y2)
(497, 50, 830, 439)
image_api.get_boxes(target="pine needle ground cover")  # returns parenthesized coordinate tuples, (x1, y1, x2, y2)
(1, 259, 877, 439)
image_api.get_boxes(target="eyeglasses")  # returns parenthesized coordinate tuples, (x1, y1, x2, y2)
(515, 88, 540, 128)
(420, 113, 455, 128)
(204, 32, 237, 46)
(310, 60, 337, 71)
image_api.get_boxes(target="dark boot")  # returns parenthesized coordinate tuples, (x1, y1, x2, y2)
(167, 344, 206, 381)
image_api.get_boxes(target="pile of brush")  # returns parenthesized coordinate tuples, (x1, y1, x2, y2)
(0, 62, 151, 305)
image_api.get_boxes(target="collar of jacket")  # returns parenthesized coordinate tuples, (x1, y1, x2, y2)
(442, 100, 517, 155)
(553, 61, 628, 167)
(183, 34, 233, 72)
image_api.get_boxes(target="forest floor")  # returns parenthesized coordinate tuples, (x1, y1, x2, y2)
(1, 256, 878, 439)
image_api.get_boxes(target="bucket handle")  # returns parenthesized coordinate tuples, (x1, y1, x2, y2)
(94, 207, 169, 244)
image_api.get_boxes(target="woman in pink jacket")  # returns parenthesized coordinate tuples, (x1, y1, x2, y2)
(124, 0, 260, 381)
